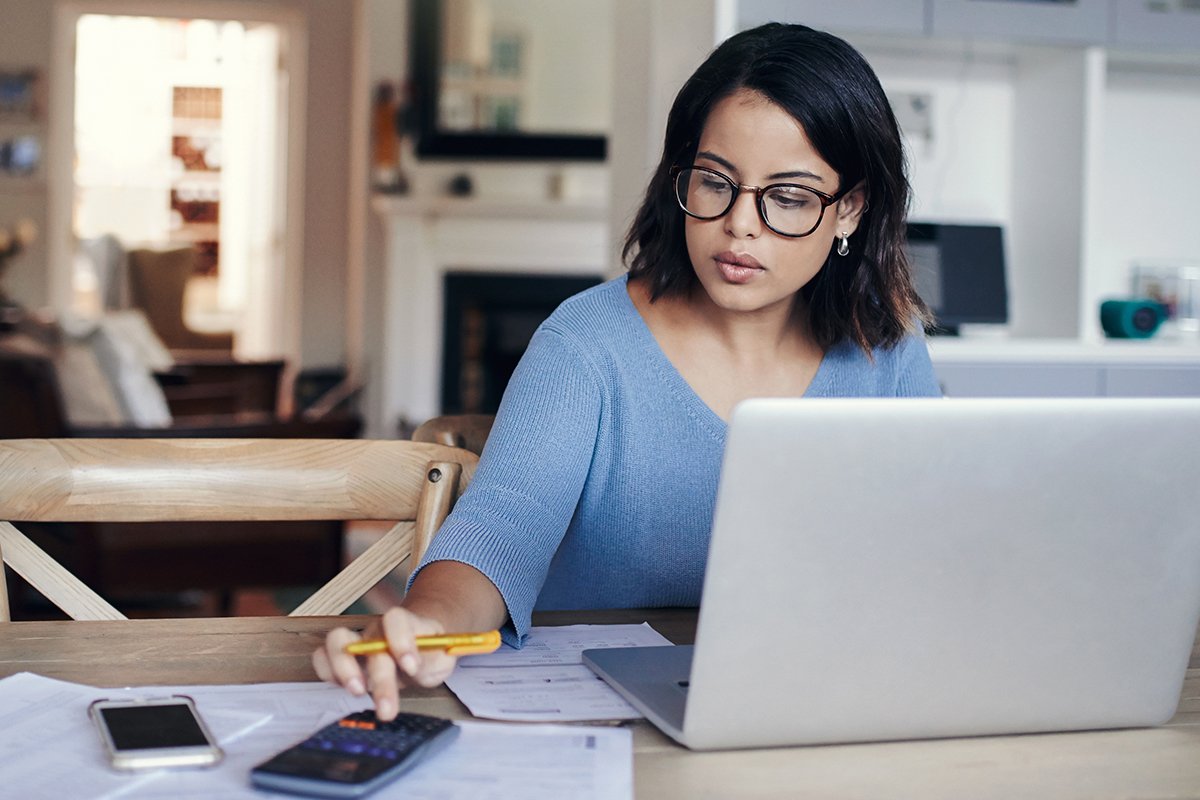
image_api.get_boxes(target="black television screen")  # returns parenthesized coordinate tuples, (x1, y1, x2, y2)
(906, 222, 1008, 335)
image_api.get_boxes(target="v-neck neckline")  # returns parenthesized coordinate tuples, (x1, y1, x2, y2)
(614, 275, 830, 434)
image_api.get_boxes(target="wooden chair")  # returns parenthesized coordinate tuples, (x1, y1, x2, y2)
(1, 337, 367, 616)
(0, 439, 478, 621)
(412, 414, 495, 456)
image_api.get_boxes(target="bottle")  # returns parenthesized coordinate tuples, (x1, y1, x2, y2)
(371, 82, 408, 193)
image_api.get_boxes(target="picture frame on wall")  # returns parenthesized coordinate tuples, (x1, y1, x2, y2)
(0, 70, 39, 121)
(0, 135, 41, 176)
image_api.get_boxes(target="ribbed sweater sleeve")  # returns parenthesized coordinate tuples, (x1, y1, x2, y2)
(411, 326, 604, 644)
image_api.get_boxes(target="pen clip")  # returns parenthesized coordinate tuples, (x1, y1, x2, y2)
(442, 630, 502, 656)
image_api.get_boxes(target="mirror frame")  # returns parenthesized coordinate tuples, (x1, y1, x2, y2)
(410, 0, 608, 161)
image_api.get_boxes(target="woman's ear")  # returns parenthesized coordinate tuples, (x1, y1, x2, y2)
(835, 181, 868, 236)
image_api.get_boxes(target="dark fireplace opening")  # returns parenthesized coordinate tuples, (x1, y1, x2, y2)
(442, 271, 603, 414)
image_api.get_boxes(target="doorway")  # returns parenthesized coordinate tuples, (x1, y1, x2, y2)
(58, 4, 301, 360)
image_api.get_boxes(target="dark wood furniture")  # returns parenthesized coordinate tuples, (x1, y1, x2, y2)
(153, 356, 286, 417)
(0, 336, 363, 618)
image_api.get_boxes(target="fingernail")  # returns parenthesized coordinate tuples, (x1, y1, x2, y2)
(377, 698, 395, 720)
(347, 677, 365, 695)
(400, 654, 418, 675)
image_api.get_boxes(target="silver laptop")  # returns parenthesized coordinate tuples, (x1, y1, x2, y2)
(583, 398, 1200, 750)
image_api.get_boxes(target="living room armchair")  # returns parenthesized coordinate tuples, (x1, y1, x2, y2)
(125, 245, 234, 352)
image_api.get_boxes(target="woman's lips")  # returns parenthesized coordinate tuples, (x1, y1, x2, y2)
(715, 252, 764, 284)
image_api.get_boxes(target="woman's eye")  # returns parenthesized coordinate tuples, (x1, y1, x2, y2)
(768, 189, 812, 209)
(699, 178, 731, 194)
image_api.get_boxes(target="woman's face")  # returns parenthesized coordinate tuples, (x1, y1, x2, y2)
(683, 88, 864, 319)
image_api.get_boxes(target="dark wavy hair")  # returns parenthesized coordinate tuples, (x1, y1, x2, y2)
(622, 23, 930, 352)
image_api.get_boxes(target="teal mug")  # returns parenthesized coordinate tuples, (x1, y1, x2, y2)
(1100, 299, 1167, 339)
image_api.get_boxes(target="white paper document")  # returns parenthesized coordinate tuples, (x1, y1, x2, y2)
(368, 720, 632, 800)
(0, 672, 366, 800)
(0, 671, 633, 799)
(445, 622, 673, 722)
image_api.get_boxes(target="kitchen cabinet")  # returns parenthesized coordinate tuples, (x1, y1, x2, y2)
(930, 0, 1109, 45)
(736, 0, 927, 36)
(739, 0, 1200, 49)
(930, 340, 1200, 397)
(1112, 1, 1200, 51)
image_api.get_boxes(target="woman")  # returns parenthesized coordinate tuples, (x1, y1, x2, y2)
(315, 22, 941, 720)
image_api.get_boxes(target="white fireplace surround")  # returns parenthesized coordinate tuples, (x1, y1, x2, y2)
(372, 195, 610, 433)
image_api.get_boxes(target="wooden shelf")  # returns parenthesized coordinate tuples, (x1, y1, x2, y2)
(170, 223, 219, 242)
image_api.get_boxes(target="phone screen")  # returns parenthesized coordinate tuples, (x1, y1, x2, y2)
(98, 704, 211, 751)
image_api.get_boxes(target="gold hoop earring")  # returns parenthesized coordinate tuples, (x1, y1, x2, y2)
(836, 232, 850, 257)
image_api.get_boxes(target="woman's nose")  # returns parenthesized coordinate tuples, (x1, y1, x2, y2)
(723, 188, 763, 239)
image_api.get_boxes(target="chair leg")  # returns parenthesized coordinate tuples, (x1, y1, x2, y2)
(289, 461, 466, 617)
(0, 541, 10, 623)
(218, 589, 234, 617)
(288, 522, 416, 616)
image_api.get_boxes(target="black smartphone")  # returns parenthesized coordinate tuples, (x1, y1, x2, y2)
(89, 695, 223, 770)
(250, 710, 459, 798)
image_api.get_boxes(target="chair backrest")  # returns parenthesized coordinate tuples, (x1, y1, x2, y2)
(0, 438, 478, 621)
(412, 414, 495, 456)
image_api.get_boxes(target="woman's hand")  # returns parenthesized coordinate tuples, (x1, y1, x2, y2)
(313, 561, 509, 720)
(312, 606, 460, 721)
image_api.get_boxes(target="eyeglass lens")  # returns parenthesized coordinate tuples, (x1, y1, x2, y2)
(674, 167, 826, 237)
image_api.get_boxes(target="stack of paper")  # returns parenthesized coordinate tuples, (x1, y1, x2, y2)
(445, 622, 673, 722)
(0, 662, 634, 799)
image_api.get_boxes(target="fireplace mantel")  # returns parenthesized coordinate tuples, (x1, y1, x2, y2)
(371, 194, 609, 433)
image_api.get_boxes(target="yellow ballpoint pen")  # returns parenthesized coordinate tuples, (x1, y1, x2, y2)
(344, 629, 502, 657)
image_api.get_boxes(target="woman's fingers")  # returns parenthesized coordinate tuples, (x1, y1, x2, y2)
(314, 626, 370, 695)
(379, 607, 433, 678)
(313, 608, 464, 716)
(366, 652, 402, 721)
(374, 608, 462, 689)
(412, 651, 459, 688)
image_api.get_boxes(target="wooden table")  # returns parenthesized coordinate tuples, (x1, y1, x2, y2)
(2, 610, 1198, 798)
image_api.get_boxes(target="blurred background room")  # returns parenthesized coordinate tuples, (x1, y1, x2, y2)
(1, 0, 1198, 617)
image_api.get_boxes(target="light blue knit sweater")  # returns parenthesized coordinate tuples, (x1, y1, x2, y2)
(412, 275, 942, 644)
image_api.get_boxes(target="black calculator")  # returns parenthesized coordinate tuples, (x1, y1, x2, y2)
(250, 710, 460, 798)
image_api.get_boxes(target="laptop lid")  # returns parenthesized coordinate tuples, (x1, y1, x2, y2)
(587, 398, 1200, 750)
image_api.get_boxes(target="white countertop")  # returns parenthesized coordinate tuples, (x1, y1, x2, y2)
(928, 335, 1200, 364)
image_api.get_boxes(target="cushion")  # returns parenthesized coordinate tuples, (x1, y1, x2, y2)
(101, 309, 174, 372)
(79, 233, 131, 311)
(55, 331, 126, 426)
(58, 311, 174, 428)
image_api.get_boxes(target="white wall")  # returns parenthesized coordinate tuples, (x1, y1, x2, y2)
(607, 0, 726, 275)
(1094, 64, 1200, 301)
(859, 45, 1015, 226)
(289, 0, 357, 369)
(0, 0, 54, 309)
